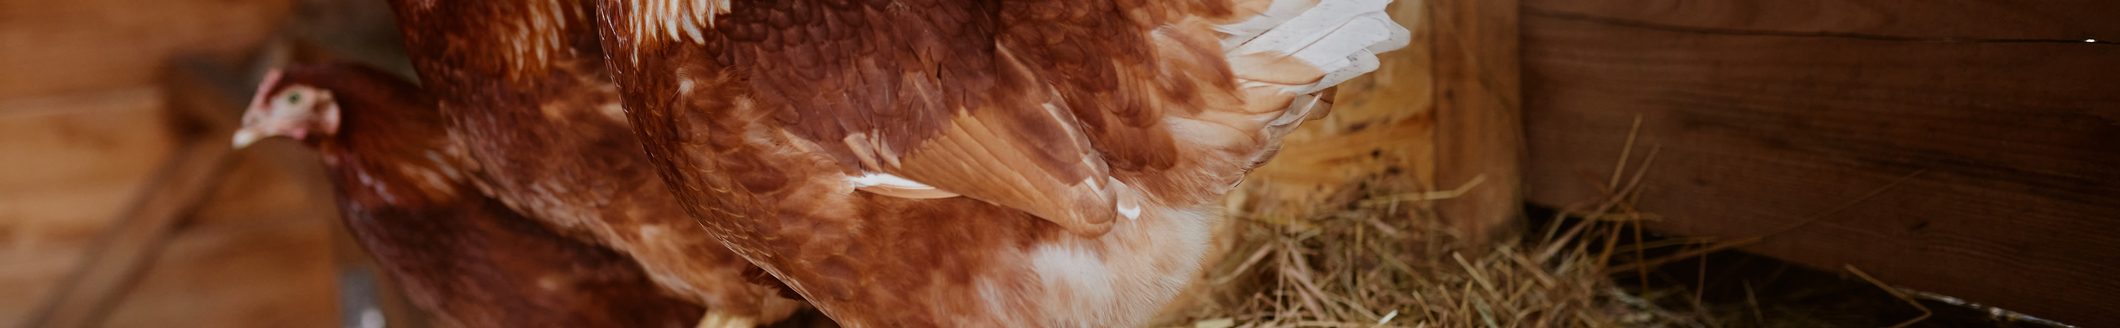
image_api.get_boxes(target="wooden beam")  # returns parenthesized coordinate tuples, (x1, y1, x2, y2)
(22, 138, 235, 328)
(1524, 0, 2120, 40)
(1430, 0, 1524, 244)
(1520, 0, 2120, 326)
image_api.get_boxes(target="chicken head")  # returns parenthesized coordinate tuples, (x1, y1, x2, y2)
(235, 69, 342, 148)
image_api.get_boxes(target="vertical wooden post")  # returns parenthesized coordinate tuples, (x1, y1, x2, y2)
(1429, 0, 1524, 245)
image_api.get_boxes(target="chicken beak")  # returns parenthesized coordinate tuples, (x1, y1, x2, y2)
(231, 128, 265, 149)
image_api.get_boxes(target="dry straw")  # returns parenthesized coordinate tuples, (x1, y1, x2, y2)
(1153, 115, 2063, 327)
(1168, 117, 1714, 327)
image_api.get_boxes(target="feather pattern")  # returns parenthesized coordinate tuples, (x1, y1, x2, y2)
(382, 0, 804, 324)
(240, 63, 705, 328)
(592, 0, 1409, 325)
(624, 0, 729, 48)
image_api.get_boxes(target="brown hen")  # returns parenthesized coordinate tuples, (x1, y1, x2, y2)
(378, 1, 806, 326)
(591, 0, 1409, 326)
(233, 62, 703, 328)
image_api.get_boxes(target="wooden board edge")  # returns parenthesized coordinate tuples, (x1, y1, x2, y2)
(1429, 0, 1526, 246)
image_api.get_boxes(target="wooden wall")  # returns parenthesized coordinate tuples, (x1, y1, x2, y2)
(1519, 1, 2120, 326)
(0, 0, 345, 326)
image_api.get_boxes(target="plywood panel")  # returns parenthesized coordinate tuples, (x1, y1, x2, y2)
(1520, 2, 2120, 326)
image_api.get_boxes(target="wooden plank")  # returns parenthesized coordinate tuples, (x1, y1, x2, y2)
(1520, 3, 2120, 326)
(1524, 0, 2120, 40)
(0, 88, 175, 321)
(1429, 0, 1523, 244)
(0, 0, 291, 99)
(0, 88, 172, 186)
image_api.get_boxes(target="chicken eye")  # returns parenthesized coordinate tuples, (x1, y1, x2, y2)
(284, 93, 303, 104)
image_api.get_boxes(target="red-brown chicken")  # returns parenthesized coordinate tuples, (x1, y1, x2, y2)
(592, 0, 1408, 326)
(232, 62, 703, 328)
(378, 1, 802, 325)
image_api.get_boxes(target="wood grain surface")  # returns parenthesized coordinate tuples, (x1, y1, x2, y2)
(1521, 1, 2120, 325)
(0, 0, 291, 100)
(1430, 0, 1524, 244)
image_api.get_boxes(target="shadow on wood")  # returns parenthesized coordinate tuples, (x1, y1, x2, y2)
(1521, 0, 2120, 325)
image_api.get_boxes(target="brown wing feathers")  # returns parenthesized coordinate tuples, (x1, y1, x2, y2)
(384, 0, 810, 322)
(602, 0, 1316, 236)
(387, 0, 604, 86)
(874, 4, 1136, 237)
(888, 48, 1120, 235)
(575, 0, 1411, 325)
(611, 1, 1131, 236)
(404, 0, 1386, 241)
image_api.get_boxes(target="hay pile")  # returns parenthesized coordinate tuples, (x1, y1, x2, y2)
(1161, 124, 1731, 327)
(1161, 169, 1711, 327)
(1156, 120, 2058, 327)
